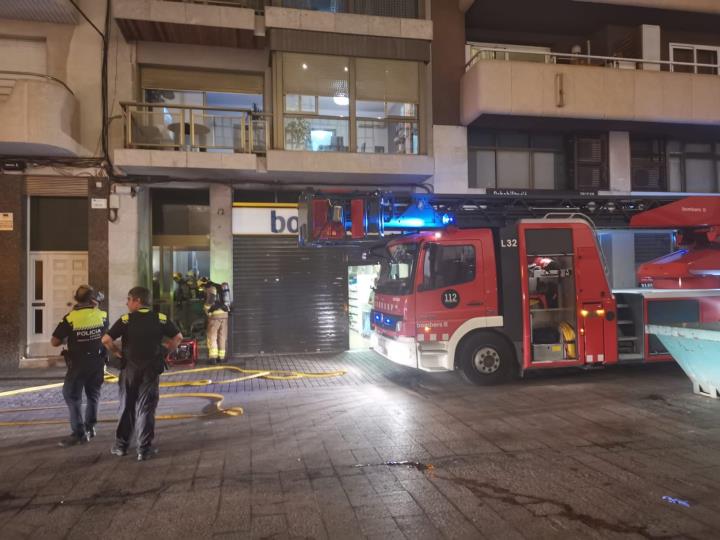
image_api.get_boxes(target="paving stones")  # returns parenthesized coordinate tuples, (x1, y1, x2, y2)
(0, 356, 720, 538)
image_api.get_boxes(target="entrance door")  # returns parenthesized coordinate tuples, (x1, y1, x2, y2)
(27, 252, 88, 357)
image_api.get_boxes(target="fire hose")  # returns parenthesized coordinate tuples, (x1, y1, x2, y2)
(0, 365, 346, 427)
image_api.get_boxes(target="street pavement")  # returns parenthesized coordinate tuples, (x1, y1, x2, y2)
(0, 351, 719, 539)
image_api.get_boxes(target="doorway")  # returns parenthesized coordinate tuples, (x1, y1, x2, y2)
(348, 264, 380, 350)
(27, 252, 88, 357)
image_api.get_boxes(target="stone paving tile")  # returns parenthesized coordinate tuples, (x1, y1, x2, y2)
(1, 357, 720, 539)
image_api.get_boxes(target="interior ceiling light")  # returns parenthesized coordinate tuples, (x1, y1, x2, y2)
(333, 95, 350, 106)
(302, 63, 308, 70)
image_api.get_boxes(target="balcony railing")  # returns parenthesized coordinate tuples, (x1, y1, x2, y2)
(466, 47, 720, 75)
(274, 0, 419, 18)
(121, 102, 270, 154)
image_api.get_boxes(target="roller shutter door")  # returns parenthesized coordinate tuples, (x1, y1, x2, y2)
(232, 236, 348, 354)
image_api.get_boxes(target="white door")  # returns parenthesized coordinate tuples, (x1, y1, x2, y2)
(27, 252, 88, 357)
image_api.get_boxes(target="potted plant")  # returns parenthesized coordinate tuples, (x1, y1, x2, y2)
(285, 118, 311, 150)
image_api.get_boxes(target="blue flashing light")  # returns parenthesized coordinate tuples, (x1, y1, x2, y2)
(371, 310, 402, 331)
(441, 213, 455, 225)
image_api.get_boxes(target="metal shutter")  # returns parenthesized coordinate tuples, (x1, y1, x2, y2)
(232, 236, 348, 354)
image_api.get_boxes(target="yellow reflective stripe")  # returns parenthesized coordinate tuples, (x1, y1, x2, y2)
(158, 313, 168, 323)
(66, 309, 106, 330)
(121, 313, 130, 323)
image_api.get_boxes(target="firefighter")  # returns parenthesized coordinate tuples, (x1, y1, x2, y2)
(203, 279, 231, 364)
(51, 285, 108, 447)
(102, 287, 182, 461)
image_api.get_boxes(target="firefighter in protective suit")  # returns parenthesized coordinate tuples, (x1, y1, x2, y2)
(203, 279, 230, 364)
(102, 287, 182, 461)
(51, 285, 108, 447)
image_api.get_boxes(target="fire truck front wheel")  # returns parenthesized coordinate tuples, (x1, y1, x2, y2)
(458, 332, 516, 385)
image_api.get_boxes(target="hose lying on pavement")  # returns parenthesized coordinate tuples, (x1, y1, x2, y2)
(0, 364, 346, 427)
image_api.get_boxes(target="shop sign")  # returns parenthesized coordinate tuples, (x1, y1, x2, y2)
(232, 205, 298, 236)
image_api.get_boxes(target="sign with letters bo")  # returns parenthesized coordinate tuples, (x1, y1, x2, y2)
(232, 204, 298, 236)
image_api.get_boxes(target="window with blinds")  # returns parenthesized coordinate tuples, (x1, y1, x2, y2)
(280, 52, 421, 155)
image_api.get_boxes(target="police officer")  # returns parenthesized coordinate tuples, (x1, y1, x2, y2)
(51, 285, 108, 447)
(102, 287, 182, 461)
(203, 279, 230, 364)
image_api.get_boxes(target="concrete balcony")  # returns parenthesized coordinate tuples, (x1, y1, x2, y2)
(265, 6, 432, 40)
(0, 75, 85, 157)
(461, 50, 720, 127)
(114, 103, 434, 183)
(0, 0, 78, 24)
(572, 0, 720, 15)
(114, 0, 260, 48)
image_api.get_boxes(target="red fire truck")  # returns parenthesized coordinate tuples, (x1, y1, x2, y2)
(299, 191, 720, 384)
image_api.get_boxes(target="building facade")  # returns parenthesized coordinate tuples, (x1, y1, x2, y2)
(0, 0, 718, 367)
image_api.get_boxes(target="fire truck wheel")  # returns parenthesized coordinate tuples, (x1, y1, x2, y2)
(459, 332, 515, 385)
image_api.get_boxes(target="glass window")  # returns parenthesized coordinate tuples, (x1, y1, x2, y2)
(468, 150, 496, 188)
(283, 53, 349, 115)
(668, 156, 683, 192)
(422, 244, 476, 290)
(354, 58, 419, 155)
(376, 242, 419, 295)
(497, 151, 530, 188)
(533, 152, 556, 190)
(685, 158, 715, 192)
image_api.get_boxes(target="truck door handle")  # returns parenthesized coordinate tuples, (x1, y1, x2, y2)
(467, 301, 484, 306)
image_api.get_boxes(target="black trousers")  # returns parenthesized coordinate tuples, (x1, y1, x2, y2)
(62, 362, 104, 436)
(115, 367, 160, 451)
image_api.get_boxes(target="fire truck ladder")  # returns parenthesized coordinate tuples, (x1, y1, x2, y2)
(298, 189, 682, 247)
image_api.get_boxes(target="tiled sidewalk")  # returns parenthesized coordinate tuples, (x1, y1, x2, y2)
(1, 354, 719, 539)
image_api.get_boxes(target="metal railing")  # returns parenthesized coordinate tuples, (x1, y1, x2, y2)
(466, 47, 720, 75)
(0, 70, 74, 96)
(167, 0, 265, 9)
(121, 102, 270, 153)
(275, 0, 419, 18)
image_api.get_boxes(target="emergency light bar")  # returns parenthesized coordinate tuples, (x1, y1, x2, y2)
(298, 191, 454, 247)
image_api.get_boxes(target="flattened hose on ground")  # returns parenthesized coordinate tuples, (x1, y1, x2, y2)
(0, 364, 346, 427)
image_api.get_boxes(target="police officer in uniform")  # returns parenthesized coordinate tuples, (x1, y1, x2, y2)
(203, 279, 230, 364)
(102, 287, 182, 461)
(51, 285, 108, 447)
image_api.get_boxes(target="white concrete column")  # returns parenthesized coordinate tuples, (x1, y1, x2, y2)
(108, 189, 139, 320)
(609, 131, 631, 193)
(641, 24, 661, 71)
(210, 184, 233, 285)
(432, 125, 468, 194)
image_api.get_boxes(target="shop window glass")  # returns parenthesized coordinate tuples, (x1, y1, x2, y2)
(667, 156, 682, 192)
(497, 151, 530, 188)
(685, 158, 715, 192)
(468, 150, 496, 188)
(422, 244, 476, 290)
(533, 152, 556, 190)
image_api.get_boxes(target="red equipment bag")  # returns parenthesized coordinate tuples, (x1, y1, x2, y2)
(166, 338, 198, 368)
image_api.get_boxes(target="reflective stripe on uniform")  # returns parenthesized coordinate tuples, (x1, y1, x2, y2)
(66, 309, 107, 330)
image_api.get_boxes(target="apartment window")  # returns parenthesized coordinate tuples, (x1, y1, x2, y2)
(631, 138, 666, 191)
(670, 43, 720, 75)
(135, 66, 264, 152)
(467, 131, 566, 190)
(281, 53, 421, 154)
(356, 59, 419, 155)
(667, 140, 720, 193)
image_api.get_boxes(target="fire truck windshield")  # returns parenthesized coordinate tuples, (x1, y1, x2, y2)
(375, 242, 419, 295)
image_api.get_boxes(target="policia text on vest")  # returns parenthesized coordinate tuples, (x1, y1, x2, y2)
(51, 285, 108, 448)
(102, 286, 183, 462)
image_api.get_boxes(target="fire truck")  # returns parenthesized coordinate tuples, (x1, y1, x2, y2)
(299, 191, 720, 385)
